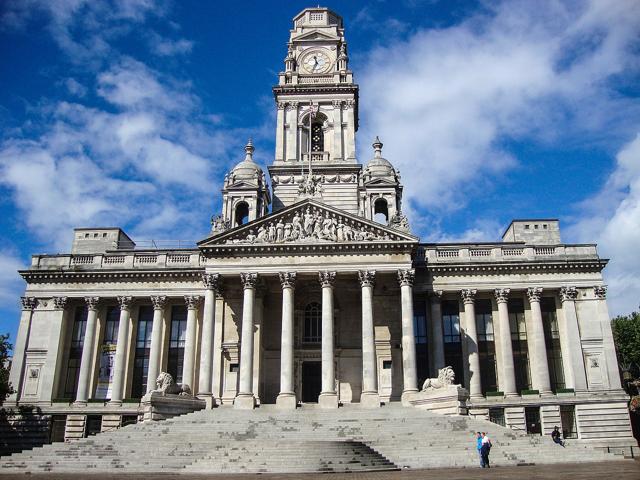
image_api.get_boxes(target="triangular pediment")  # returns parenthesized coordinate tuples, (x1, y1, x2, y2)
(295, 30, 337, 42)
(198, 198, 418, 251)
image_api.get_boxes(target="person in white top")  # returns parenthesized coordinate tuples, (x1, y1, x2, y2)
(480, 432, 492, 468)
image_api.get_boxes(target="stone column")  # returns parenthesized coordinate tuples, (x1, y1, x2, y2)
(198, 274, 221, 403)
(235, 272, 258, 409)
(527, 287, 552, 394)
(461, 289, 483, 399)
(332, 100, 344, 161)
(318, 271, 338, 408)
(359, 270, 380, 408)
(494, 289, 517, 397)
(286, 102, 298, 161)
(429, 290, 445, 376)
(182, 295, 202, 392)
(75, 296, 100, 405)
(559, 287, 587, 391)
(146, 295, 167, 394)
(398, 269, 418, 404)
(275, 102, 286, 162)
(594, 286, 622, 390)
(109, 296, 133, 405)
(277, 272, 297, 409)
(6, 297, 37, 403)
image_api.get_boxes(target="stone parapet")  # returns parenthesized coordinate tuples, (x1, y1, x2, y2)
(141, 393, 205, 422)
(409, 385, 469, 415)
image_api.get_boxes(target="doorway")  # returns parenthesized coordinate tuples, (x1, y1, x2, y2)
(301, 361, 322, 403)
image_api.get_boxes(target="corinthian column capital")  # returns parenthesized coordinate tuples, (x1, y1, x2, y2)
(319, 271, 336, 288)
(117, 296, 133, 311)
(560, 286, 579, 302)
(53, 296, 68, 310)
(240, 272, 259, 289)
(594, 285, 607, 299)
(202, 273, 222, 293)
(397, 269, 415, 287)
(494, 288, 510, 304)
(151, 295, 167, 310)
(84, 296, 100, 311)
(184, 295, 202, 310)
(527, 287, 543, 303)
(358, 270, 376, 288)
(460, 289, 477, 304)
(279, 272, 297, 289)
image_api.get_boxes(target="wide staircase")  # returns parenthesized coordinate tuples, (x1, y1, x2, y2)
(0, 403, 624, 474)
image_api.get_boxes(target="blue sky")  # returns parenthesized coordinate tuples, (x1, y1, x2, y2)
(0, 0, 639, 345)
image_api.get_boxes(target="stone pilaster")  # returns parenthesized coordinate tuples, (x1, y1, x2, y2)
(461, 289, 482, 399)
(75, 296, 100, 405)
(6, 297, 37, 404)
(359, 270, 380, 408)
(235, 273, 258, 409)
(398, 269, 418, 404)
(277, 272, 297, 409)
(318, 271, 338, 408)
(559, 286, 587, 391)
(593, 285, 622, 389)
(494, 289, 517, 396)
(109, 296, 133, 405)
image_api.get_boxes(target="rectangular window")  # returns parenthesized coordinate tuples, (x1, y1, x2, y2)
(167, 305, 187, 384)
(476, 299, 497, 394)
(103, 307, 119, 344)
(489, 408, 505, 427)
(509, 298, 531, 392)
(560, 405, 577, 439)
(63, 306, 88, 398)
(541, 297, 565, 392)
(132, 306, 154, 398)
(442, 300, 463, 385)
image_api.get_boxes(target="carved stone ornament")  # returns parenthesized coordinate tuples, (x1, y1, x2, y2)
(151, 295, 167, 310)
(84, 296, 100, 311)
(210, 214, 231, 235)
(397, 269, 415, 287)
(184, 295, 202, 310)
(298, 173, 323, 197)
(20, 297, 37, 311)
(222, 204, 399, 246)
(279, 272, 297, 289)
(53, 296, 68, 310)
(460, 289, 477, 304)
(594, 285, 607, 299)
(202, 273, 222, 292)
(494, 288, 510, 304)
(527, 287, 543, 302)
(560, 286, 579, 302)
(240, 272, 259, 289)
(152, 372, 192, 396)
(388, 212, 411, 233)
(358, 270, 376, 288)
(319, 271, 336, 288)
(429, 290, 444, 301)
(117, 296, 134, 311)
(421, 366, 456, 391)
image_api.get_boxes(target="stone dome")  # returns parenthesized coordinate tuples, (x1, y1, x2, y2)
(364, 137, 397, 178)
(230, 139, 263, 180)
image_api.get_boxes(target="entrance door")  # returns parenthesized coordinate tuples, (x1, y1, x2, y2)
(301, 361, 322, 403)
(525, 407, 542, 435)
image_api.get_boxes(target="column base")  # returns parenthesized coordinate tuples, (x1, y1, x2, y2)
(234, 393, 256, 410)
(107, 399, 123, 407)
(540, 390, 554, 397)
(318, 392, 339, 409)
(73, 400, 88, 407)
(197, 394, 218, 409)
(401, 389, 418, 406)
(276, 393, 297, 409)
(504, 392, 519, 398)
(360, 392, 380, 409)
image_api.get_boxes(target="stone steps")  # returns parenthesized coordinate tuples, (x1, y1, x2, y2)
(0, 403, 623, 473)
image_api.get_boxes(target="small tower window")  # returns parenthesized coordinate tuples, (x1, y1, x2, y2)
(235, 202, 249, 226)
(374, 198, 389, 224)
(311, 122, 324, 152)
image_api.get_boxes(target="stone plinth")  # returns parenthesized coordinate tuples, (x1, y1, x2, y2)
(141, 392, 205, 422)
(409, 385, 469, 415)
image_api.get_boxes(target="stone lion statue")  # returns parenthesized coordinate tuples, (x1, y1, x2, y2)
(152, 372, 192, 396)
(421, 366, 456, 391)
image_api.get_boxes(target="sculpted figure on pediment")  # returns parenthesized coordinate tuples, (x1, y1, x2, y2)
(304, 207, 315, 236)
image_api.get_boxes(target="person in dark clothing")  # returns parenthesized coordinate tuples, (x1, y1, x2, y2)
(480, 432, 492, 468)
(551, 426, 565, 447)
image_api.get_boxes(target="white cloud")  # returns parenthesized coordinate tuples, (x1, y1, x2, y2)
(567, 134, 640, 316)
(358, 0, 640, 221)
(0, 251, 27, 310)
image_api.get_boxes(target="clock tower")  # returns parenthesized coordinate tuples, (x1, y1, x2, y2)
(270, 7, 360, 213)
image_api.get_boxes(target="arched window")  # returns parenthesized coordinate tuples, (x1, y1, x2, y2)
(303, 302, 322, 343)
(235, 201, 249, 226)
(374, 198, 389, 224)
(311, 121, 324, 152)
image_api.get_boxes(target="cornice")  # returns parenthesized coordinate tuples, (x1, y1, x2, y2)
(273, 84, 359, 95)
(201, 241, 416, 257)
(19, 268, 204, 284)
(424, 259, 607, 275)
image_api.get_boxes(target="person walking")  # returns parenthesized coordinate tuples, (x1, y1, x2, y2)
(475, 432, 484, 467)
(480, 432, 492, 468)
(551, 426, 565, 447)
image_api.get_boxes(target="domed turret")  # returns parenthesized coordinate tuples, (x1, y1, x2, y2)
(230, 139, 264, 182)
(363, 137, 398, 180)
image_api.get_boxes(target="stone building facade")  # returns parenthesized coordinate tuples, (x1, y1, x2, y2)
(5, 7, 633, 448)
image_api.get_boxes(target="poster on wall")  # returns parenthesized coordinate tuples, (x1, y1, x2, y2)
(95, 343, 117, 399)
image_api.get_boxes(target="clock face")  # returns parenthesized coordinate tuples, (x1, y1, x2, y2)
(301, 50, 332, 74)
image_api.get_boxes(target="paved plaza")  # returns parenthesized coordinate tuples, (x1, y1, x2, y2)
(1, 461, 639, 480)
